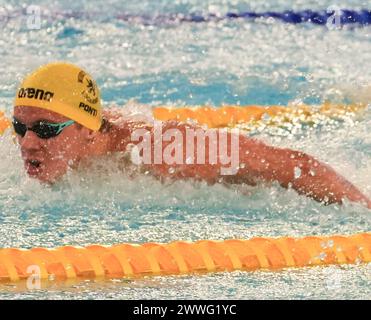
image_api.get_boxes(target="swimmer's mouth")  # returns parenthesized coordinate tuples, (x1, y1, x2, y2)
(25, 159, 44, 176)
(28, 159, 41, 168)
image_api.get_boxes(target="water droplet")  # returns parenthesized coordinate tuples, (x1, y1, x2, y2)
(239, 163, 245, 169)
(309, 170, 316, 176)
(294, 167, 302, 179)
(262, 113, 270, 122)
(168, 167, 175, 174)
(319, 252, 327, 261)
(261, 159, 266, 163)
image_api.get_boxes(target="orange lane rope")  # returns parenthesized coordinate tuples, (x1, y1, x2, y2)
(0, 111, 10, 135)
(0, 103, 367, 136)
(152, 103, 366, 128)
(0, 233, 369, 282)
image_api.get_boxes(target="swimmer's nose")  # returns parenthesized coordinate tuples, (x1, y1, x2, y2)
(19, 130, 43, 151)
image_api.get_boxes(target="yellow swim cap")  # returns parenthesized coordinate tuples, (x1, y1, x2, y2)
(14, 62, 102, 131)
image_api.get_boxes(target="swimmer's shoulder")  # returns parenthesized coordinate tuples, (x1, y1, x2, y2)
(101, 109, 152, 152)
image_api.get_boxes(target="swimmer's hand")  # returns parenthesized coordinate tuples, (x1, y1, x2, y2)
(237, 137, 371, 209)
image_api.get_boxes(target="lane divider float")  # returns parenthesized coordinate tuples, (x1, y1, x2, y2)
(153, 103, 366, 129)
(0, 233, 369, 282)
(0, 103, 367, 136)
(4, 9, 371, 26)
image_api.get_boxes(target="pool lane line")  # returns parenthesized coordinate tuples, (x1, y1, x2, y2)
(1, 8, 370, 27)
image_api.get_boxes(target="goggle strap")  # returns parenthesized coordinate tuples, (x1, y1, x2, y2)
(53, 120, 75, 135)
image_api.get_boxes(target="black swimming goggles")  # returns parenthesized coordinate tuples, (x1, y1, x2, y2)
(12, 117, 75, 139)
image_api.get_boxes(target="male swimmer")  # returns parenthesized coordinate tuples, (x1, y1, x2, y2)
(12, 62, 371, 208)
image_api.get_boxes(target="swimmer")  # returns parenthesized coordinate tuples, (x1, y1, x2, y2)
(12, 62, 371, 208)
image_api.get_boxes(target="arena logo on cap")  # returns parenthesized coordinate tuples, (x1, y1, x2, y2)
(18, 87, 54, 102)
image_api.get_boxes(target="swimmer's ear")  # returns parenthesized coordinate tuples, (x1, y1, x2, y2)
(99, 118, 111, 133)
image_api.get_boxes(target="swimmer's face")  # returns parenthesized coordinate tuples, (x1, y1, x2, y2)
(13, 106, 92, 183)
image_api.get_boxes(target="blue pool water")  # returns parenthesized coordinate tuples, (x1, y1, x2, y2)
(0, 0, 370, 299)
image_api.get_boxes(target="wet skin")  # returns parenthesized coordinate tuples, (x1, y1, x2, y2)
(13, 106, 371, 208)
(13, 106, 109, 183)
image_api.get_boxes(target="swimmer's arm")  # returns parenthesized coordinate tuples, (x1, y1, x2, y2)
(238, 138, 371, 208)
